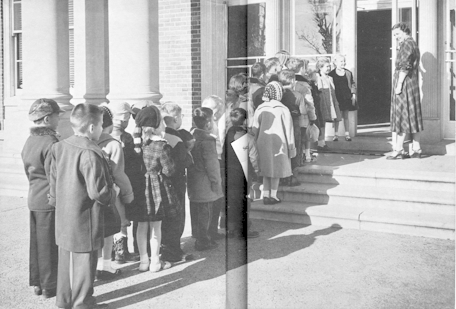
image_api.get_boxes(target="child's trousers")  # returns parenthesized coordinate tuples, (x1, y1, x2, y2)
(161, 183, 186, 260)
(191, 201, 214, 247)
(29, 211, 58, 290)
(56, 248, 98, 309)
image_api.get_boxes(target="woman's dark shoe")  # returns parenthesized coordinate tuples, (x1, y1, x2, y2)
(269, 197, 281, 204)
(410, 151, 422, 159)
(317, 145, 329, 151)
(96, 269, 122, 281)
(41, 288, 56, 298)
(263, 197, 272, 205)
(33, 286, 42, 296)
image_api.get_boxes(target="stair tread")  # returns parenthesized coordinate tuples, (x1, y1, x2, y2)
(251, 200, 455, 229)
(296, 165, 455, 183)
(279, 182, 455, 205)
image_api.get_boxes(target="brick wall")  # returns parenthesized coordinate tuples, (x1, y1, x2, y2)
(158, 0, 201, 130)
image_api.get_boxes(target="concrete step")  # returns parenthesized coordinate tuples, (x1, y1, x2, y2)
(250, 201, 455, 240)
(320, 135, 454, 155)
(278, 183, 455, 215)
(295, 165, 455, 192)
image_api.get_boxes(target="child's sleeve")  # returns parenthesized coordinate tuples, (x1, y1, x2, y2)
(82, 150, 114, 207)
(348, 70, 357, 95)
(175, 141, 193, 169)
(248, 135, 259, 174)
(160, 144, 176, 177)
(48, 145, 57, 207)
(202, 139, 223, 196)
(109, 141, 134, 205)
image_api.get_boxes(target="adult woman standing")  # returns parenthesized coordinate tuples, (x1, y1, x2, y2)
(252, 81, 296, 204)
(388, 22, 423, 159)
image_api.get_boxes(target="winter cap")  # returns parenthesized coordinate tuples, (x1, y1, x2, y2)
(29, 98, 64, 121)
(262, 81, 283, 102)
(108, 101, 135, 121)
(99, 103, 113, 129)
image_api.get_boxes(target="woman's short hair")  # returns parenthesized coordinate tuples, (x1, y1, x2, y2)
(264, 57, 281, 71)
(230, 108, 247, 126)
(278, 69, 296, 86)
(315, 57, 331, 71)
(392, 22, 411, 35)
(332, 54, 346, 64)
(193, 107, 213, 129)
(286, 57, 305, 73)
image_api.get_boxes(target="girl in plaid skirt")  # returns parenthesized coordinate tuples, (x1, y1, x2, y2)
(133, 106, 177, 272)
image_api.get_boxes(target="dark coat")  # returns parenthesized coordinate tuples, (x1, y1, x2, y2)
(21, 127, 59, 212)
(187, 129, 223, 203)
(49, 135, 114, 253)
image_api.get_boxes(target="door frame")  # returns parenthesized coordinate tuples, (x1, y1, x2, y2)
(443, 0, 455, 140)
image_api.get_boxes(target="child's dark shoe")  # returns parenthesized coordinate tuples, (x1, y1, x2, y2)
(33, 286, 42, 296)
(41, 288, 56, 298)
(96, 269, 121, 281)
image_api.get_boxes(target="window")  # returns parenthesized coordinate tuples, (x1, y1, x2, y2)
(69, 0, 74, 88)
(293, 0, 341, 68)
(12, 0, 22, 90)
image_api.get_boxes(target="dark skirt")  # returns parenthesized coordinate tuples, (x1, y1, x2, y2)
(104, 206, 120, 237)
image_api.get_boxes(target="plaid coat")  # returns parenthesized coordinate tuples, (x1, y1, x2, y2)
(391, 37, 423, 134)
(141, 137, 178, 222)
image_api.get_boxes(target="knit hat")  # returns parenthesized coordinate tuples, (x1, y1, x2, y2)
(28, 98, 64, 121)
(133, 105, 161, 153)
(108, 101, 135, 121)
(262, 81, 283, 102)
(99, 103, 113, 129)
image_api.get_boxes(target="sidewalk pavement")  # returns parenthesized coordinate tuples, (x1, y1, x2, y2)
(0, 195, 454, 309)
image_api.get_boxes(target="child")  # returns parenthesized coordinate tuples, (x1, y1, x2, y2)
(188, 107, 224, 251)
(201, 95, 226, 240)
(252, 82, 296, 204)
(278, 69, 302, 186)
(96, 105, 134, 280)
(316, 57, 342, 149)
(223, 108, 260, 239)
(249, 62, 267, 112)
(329, 54, 357, 141)
(286, 58, 318, 162)
(159, 102, 194, 262)
(264, 57, 281, 83)
(275, 49, 290, 70)
(133, 106, 175, 272)
(109, 101, 142, 263)
(22, 98, 63, 299)
(49, 103, 115, 309)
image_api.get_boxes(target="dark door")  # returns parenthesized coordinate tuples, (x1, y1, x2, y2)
(357, 10, 392, 125)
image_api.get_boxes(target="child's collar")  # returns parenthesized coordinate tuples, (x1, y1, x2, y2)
(30, 126, 59, 137)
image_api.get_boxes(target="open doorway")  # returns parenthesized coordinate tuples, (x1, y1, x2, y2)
(357, 10, 392, 130)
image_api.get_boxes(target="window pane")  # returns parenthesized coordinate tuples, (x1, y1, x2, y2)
(69, 29, 74, 87)
(17, 62, 23, 89)
(17, 33, 22, 60)
(13, 3, 22, 31)
(294, 0, 339, 55)
(69, 0, 74, 27)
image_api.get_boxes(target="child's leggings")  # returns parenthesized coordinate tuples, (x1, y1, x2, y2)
(262, 177, 280, 197)
(136, 221, 162, 272)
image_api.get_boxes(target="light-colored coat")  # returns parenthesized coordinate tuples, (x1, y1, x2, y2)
(252, 99, 296, 178)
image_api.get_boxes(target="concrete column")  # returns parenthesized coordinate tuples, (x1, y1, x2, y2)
(107, 0, 162, 104)
(4, 0, 72, 153)
(265, 0, 282, 57)
(71, 0, 109, 105)
(418, 0, 441, 142)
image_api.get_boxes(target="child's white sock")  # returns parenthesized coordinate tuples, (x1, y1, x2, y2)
(305, 149, 311, 158)
(103, 259, 116, 273)
(263, 190, 270, 198)
(270, 189, 278, 199)
(345, 131, 350, 136)
(97, 257, 104, 271)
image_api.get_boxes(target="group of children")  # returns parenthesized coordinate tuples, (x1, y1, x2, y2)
(23, 97, 244, 308)
(21, 50, 356, 308)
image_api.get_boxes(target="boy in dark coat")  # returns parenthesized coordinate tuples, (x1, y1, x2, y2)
(21, 98, 64, 299)
(188, 107, 224, 251)
(49, 103, 115, 309)
(159, 103, 194, 262)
